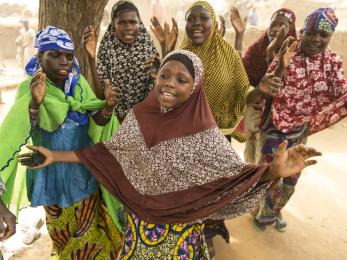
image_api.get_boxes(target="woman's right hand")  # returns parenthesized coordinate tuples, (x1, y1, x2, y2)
(266, 25, 286, 62)
(150, 16, 165, 44)
(230, 7, 247, 35)
(30, 69, 46, 108)
(18, 146, 54, 169)
(144, 56, 161, 80)
(83, 26, 97, 59)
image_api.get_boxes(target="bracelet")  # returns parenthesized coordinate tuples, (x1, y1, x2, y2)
(29, 107, 39, 113)
(101, 107, 113, 119)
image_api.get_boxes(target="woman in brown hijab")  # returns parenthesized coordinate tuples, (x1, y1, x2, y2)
(20, 50, 321, 259)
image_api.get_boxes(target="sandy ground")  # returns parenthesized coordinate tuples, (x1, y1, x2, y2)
(0, 60, 346, 259)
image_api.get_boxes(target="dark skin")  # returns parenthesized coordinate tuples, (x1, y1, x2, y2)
(300, 29, 333, 57)
(83, 12, 154, 101)
(185, 6, 213, 46)
(20, 62, 322, 181)
(0, 197, 16, 241)
(30, 50, 119, 126)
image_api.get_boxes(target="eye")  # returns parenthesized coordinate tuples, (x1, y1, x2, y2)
(160, 74, 169, 79)
(177, 78, 187, 84)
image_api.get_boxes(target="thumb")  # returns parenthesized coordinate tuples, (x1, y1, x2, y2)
(40, 72, 46, 82)
(27, 145, 41, 152)
(277, 140, 288, 154)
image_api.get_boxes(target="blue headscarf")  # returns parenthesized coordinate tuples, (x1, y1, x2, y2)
(25, 26, 88, 125)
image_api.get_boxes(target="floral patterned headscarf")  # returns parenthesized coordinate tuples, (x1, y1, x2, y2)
(303, 8, 338, 33)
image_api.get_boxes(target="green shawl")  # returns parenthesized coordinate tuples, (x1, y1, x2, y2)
(0, 75, 125, 232)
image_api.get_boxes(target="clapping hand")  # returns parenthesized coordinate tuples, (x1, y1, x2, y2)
(230, 7, 247, 35)
(83, 26, 97, 59)
(104, 79, 121, 109)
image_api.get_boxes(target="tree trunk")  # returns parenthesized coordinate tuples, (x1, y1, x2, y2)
(38, 0, 109, 79)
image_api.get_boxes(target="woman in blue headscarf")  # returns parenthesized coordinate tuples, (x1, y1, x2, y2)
(0, 26, 123, 258)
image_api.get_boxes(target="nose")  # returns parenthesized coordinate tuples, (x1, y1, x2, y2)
(191, 17, 202, 26)
(59, 55, 68, 66)
(310, 33, 320, 43)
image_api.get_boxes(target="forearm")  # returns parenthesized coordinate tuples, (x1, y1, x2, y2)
(29, 103, 40, 128)
(160, 42, 167, 59)
(88, 56, 105, 99)
(53, 151, 80, 163)
(246, 87, 262, 105)
(234, 32, 244, 55)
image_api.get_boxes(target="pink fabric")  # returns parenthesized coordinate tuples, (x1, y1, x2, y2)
(267, 48, 347, 134)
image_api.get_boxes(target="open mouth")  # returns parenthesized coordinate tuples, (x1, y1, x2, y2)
(191, 30, 204, 38)
(56, 69, 69, 76)
(160, 91, 176, 101)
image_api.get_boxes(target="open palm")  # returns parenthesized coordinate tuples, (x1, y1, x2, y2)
(30, 70, 46, 106)
(230, 7, 247, 35)
(270, 141, 321, 178)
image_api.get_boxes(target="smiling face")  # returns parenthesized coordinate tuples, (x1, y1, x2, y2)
(114, 11, 140, 44)
(39, 50, 74, 84)
(300, 29, 333, 56)
(267, 14, 291, 42)
(185, 6, 213, 46)
(155, 60, 194, 109)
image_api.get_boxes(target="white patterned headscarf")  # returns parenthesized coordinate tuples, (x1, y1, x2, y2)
(97, 0, 159, 120)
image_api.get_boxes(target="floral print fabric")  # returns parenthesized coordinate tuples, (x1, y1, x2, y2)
(268, 48, 347, 134)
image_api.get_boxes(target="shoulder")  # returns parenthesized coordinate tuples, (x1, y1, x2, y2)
(326, 49, 343, 64)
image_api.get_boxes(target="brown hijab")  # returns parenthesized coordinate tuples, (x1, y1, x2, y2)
(76, 50, 271, 224)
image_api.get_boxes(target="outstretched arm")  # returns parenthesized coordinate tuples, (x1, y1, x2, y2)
(18, 145, 80, 169)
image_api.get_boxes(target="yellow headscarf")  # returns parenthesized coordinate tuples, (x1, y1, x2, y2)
(180, 1, 251, 141)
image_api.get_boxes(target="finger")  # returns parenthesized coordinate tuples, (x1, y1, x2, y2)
(105, 79, 111, 91)
(244, 16, 248, 24)
(31, 70, 42, 81)
(26, 145, 42, 152)
(18, 152, 34, 159)
(289, 40, 298, 52)
(172, 18, 178, 29)
(153, 16, 160, 26)
(277, 140, 288, 154)
(40, 72, 46, 83)
(304, 160, 317, 167)
(2, 218, 16, 240)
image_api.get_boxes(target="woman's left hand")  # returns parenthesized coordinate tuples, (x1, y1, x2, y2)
(218, 15, 226, 37)
(104, 79, 121, 109)
(269, 140, 322, 179)
(278, 37, 298, 69)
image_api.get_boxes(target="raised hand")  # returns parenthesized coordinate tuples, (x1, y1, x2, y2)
(83, 26, 97, 59)
(269, 140, 322, 178)
(150, 16, 165, 44)
(278, 37, 298, 69)
(165, 18, 178, 53)
(144, 56, 161, 80)
(258, 74, 282, 97)
(230, 7, 247, 35)
(218, 15, 226, 37)
(266, 25, 286, 62)
(0, 199, 16, 241)
(104, 79, 120, 109)
(30, 69, 46, 108)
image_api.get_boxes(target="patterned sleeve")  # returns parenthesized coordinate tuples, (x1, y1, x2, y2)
(309, 56, 347, 134)
(0, 177, 6, 196)
(29, 108, 39, 128)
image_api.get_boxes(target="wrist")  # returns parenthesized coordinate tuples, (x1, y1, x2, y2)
(267, 163, 279, 179)
(235, 31, 245, 38)
(30, 100, 40, 110)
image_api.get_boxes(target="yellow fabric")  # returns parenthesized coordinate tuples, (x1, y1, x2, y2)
(180, 1, 251, 141)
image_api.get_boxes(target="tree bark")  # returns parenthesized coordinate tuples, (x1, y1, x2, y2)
(38, 0, 109, 80)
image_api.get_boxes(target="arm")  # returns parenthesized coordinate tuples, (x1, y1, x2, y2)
(230, 7, 247, 55)
(91, 79, 120, 126)
(29, 69, 46, 127)
(150, 17, 178, 58)
(83, 26, 104, 99)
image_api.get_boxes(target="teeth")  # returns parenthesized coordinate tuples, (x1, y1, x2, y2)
(162, 92, 175, 98)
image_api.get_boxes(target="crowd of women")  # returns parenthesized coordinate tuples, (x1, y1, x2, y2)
(0, 0, 346, 259)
